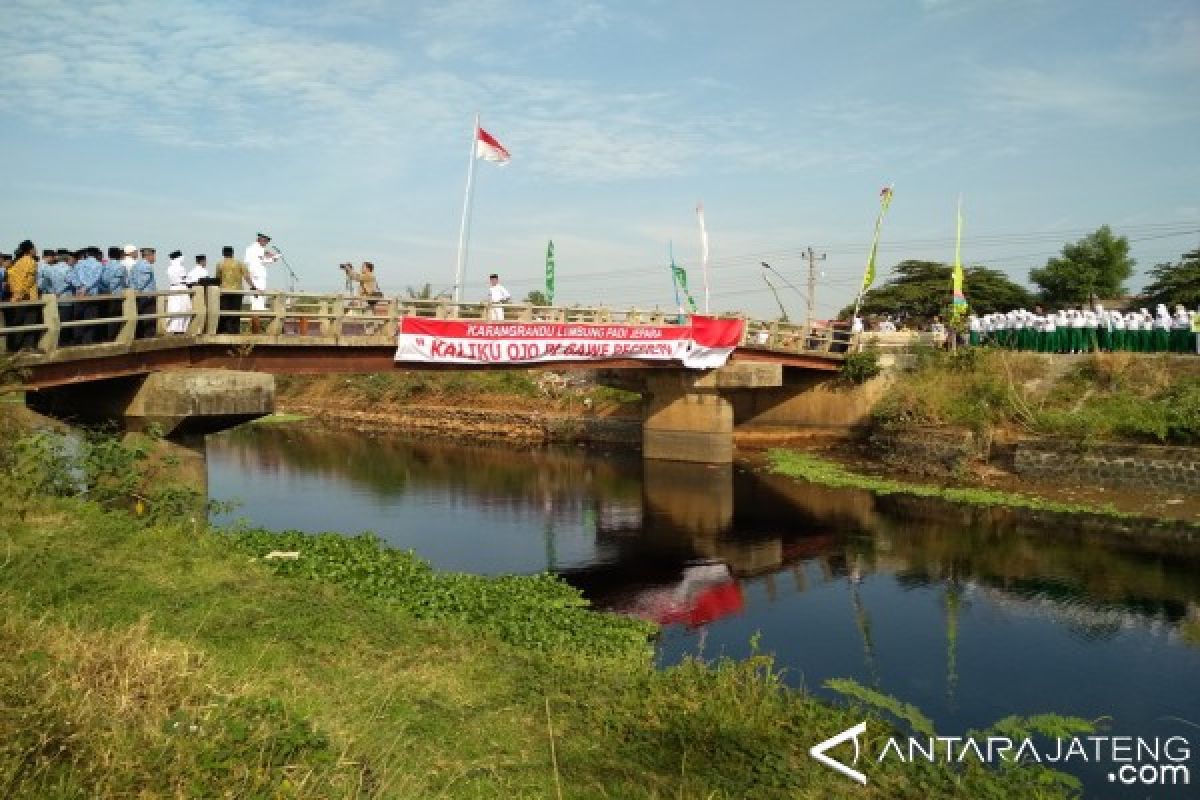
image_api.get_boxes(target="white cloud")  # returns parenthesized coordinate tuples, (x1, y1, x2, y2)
(976, 66, 1187, 124)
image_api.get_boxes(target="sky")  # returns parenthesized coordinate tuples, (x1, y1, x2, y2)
(2, 0, 1198, 319)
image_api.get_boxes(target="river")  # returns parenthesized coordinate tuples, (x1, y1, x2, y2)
(207, 424, 1200, 796)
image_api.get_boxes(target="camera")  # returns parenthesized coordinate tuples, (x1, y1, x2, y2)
(338, 262, 351, 271)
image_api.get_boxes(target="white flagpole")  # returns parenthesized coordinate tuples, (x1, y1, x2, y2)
(453, 112, 480, 303)
(696, 201, 710, 314)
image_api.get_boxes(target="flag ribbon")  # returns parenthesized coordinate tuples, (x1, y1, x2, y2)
(861, 185, 894, 293)
(545, 239, 555, 305)
(671, 260, 698, 314)
(952, 195, 967, 311)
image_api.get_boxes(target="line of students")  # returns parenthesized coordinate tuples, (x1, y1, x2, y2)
(967, 305, 1199, 354)
(0, 242, 162, 350)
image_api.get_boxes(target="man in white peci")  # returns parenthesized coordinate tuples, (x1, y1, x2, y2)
(244, 232, 279, 333)
(486, 273, 511, 321)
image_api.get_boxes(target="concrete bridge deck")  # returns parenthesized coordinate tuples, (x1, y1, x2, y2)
(1, 287, 856, 387)
(1, 288, 860, 463)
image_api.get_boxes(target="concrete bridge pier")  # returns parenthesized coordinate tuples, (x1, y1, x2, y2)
(27, 369, 274, 437)
(641, 363, 782, 463)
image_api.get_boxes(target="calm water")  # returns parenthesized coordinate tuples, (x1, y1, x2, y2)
(207, 426, 1200, 797)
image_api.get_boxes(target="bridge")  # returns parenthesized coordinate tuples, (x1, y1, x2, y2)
(1, 287, 859, 463)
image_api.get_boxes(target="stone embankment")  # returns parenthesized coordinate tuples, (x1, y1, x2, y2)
(872, 428, 1200, 492)
(281, 402, 640, 447)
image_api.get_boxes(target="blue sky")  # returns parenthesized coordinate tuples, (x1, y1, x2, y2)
(2, 0, 1197, 318)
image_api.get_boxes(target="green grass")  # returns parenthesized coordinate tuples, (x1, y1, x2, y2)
(875, 348, 1200, 444)
(767, 449, 1153, 522)
(0, 498, 1084, 798)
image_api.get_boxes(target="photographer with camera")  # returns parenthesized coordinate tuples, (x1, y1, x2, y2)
(341, 261, 380, 298)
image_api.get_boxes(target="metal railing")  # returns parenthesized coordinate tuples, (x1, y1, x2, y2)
(0, 287, 856, 361)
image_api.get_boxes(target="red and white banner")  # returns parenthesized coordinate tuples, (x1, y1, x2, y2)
(394, 315, 744, 369)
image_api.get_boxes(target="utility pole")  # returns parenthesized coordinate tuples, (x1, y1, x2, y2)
(804, 246, 826, 327)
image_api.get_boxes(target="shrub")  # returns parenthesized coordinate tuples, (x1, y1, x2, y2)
(840, 349, 882, 384)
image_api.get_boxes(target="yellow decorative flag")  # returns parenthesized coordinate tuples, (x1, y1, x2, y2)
(861, 185, 895, 292)
(952, 194, 966, 311)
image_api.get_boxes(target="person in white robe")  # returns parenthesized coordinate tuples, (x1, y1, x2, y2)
(165, 251, 190, 334)
(244, 233, 279, 324)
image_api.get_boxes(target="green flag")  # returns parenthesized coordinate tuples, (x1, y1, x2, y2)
(545, 239, 555, 304)
(671, 263, 698, 313)
(861, 185, 895, 292)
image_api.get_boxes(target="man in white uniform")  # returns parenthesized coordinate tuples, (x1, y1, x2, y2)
(486, 273, 511, 321)
(165, 250, 190, 334)
(244, 232, 279, 332)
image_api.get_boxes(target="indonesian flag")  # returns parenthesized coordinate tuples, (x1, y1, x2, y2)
(476, 127, 511, 164)
(682, 315, 745, 369)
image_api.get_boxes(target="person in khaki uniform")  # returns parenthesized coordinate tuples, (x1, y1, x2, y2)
(6, 240, 41, 352)
(215, 245, 256, 333)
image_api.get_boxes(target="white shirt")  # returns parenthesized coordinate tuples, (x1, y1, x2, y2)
(185, 263, 209, 284)
(167, 257, 188, 288)
(487, 282, 511, 303)
(244, 242, 278, 282)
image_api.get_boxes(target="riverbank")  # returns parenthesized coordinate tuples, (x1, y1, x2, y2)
(275, 371, 642, 446)
(0, 502, 1089, 798)
(0, 419, 1085, 797)
(766, 449, 1200, 538)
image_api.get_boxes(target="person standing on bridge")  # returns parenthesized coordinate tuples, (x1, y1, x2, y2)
(129, 247, 157, 338)
(5, 240, 40, 352)
(38, 247, 71, 348)
(66, 247, 105, 345)
(486, 273, 511, 321)
(166, 250, 191, 334)
(216, 245, 255, 334)
(244, 233, 278, 334)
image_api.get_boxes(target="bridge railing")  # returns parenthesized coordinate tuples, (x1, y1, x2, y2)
(0, 288, 203, 353)
(0, 288, 856, 360)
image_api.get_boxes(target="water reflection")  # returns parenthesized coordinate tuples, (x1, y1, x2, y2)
(209, 426, 1200, 793)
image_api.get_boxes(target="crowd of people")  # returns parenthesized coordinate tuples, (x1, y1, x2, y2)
(966, 305, 1200, 354)
(0, 233, 283, 350)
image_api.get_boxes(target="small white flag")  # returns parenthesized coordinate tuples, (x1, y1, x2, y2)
(476, 127, 511, 164)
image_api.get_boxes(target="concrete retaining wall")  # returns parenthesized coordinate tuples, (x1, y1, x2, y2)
(873, 426, 1200, 491)
(1013, 441, 1200, 491)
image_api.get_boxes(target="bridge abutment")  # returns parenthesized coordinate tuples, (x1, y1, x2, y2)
(641, 363, 781, 463)
(27, 369, 274, 437)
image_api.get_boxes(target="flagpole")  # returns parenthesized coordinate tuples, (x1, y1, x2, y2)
(696, 201, 710, 314)
(453, 112, 480, 303)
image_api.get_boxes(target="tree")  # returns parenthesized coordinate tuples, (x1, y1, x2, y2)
(1141, 248, 1200, 308)
(840, 260, 1036, 320)
(404, 283, 450, 300)
(1029, 225, 1134, 306)
(524, 290, 548, 306)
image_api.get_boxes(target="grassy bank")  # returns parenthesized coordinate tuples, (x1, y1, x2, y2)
(0, 422, 1085, 797)
(875, 347, 1200, 444)
(0, 505, 1088, 798)
(766, 449, 1189, 528)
